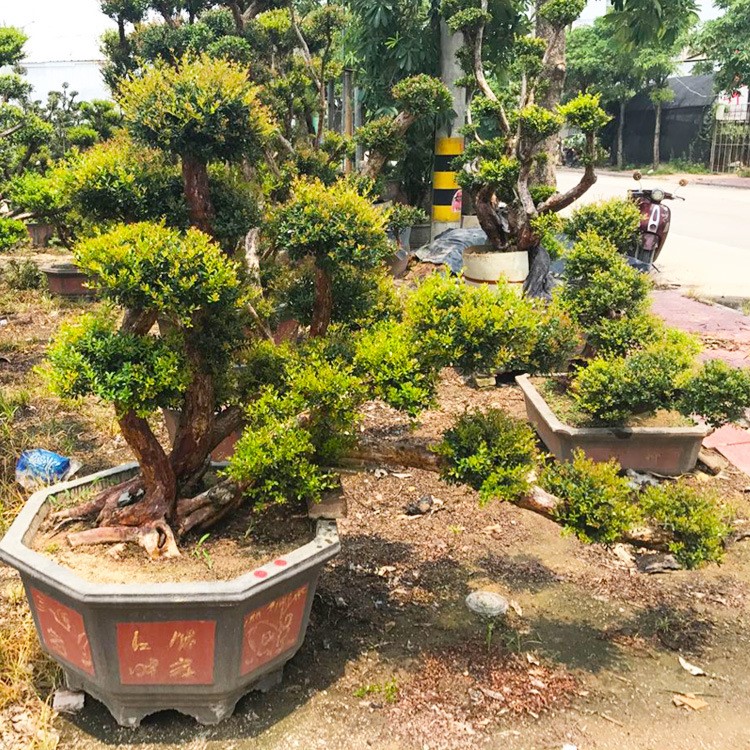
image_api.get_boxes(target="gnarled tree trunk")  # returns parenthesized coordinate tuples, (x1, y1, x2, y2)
(310, 264, 333, 337)
(181, 153, 215, 238)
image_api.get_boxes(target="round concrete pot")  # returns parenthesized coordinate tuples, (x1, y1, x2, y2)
(516, 374, 708, 476)
(462, 245, 528, 290)
(0, 463, 340, 727)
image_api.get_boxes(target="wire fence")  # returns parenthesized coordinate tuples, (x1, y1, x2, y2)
(710, 104, 750, 173)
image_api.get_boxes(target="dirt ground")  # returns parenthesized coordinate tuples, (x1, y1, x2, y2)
(3, 287, 750, 750)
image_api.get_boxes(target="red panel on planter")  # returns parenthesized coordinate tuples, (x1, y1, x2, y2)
(30, 588, 94, 675)
(241, 585, 308, 676)
(116, 620, 216, 685)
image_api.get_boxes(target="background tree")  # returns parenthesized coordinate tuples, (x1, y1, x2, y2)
(566, 17, 641, 168)
(692, 0, 750, 93)
(636, 44, 678, 169)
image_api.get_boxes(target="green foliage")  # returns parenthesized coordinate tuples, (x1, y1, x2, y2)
(572, 330, 701, 423)
(677, 359, 750, 428)
(565, 198, 642, 256)
(353, 320, 436, 415)
(268, 178, 391, 272)
(518, 105, 564, 143)
(436, 409, 537, 504)
(2, 259, 43, 290)
(226, 389, 334, 510)
(693, 0, 750, 92)
(516, 298, 581, 373)
(0, 27, 28, 67)
(387, 204, 428, 233)
(5, 172, 69, 229)
(118, 54, 272, 163)
(456, 154, 519, 204)
(60, 137, 185, 228)
(74, 222, 242, 327)
(541, 450, 638, 545)
(640, 481, 730, 568)
(0, 218, 28, 252)
(539, 0, 587, 28)
(275, 262, 399, 331)
(391, 74, 452, 117)
(530, 211, 565, 259)
(558, 93, 611, 134)
(355, 116, 405, 157)
(561, 231, 652, 333)
(403, 273, 574, 376)
(46, 312, 187, 416)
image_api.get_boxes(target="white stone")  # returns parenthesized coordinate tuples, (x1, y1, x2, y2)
(465, 590, 509, 618)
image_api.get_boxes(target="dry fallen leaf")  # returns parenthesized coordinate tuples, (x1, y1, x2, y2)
(526, 653, 540, 666)
(673, 692, 709, 711)
(678, 656, 707, 676)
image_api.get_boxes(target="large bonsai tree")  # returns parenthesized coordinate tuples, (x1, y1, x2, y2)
(442, 0, 610, 255)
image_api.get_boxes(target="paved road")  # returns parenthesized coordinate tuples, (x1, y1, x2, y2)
(557, 169, 750, 300)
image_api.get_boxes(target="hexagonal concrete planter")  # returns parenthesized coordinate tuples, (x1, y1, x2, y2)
(42, 263, 94, 297)
(516, 374, 708, 476)
(0, 463, 340, 727)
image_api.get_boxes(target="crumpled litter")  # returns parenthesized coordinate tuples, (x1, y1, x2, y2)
(15, 449, 82, 491)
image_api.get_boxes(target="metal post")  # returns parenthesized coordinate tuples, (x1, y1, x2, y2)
(354, 86, 364, 169)
(343, 69, 354, 174)
(327, 80, 336, 131)
(431, 20, 467, 239)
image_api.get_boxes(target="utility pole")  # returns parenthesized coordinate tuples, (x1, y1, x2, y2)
(343, 68, 354, 173)
(431, 19, 466, 239)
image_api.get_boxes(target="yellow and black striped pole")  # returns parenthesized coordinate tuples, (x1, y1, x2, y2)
(431, 136, 464, 231)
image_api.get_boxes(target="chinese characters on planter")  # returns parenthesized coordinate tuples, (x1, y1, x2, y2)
(30, 588, 95, 675)
(116, 620, 216, 685)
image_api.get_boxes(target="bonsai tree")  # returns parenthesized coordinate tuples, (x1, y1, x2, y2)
(118, 54, 271, 239)
(442, 0, 610, 257)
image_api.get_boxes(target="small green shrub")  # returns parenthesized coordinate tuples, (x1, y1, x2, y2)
(561, 231, 651, 333)
(640, 481, 730, 568)
(514, 297, 581, 374)
(387, 204, 428, 234)
(226, 389, 335, 510)
(2, 259, 43, 290)
(540, 450, 637, 545)
(678, 359, 750, 428)
(0, 218, 28, 252)
(353, 321, 436, 416)
(436, 409, 537, 504)
(565, 198, 641, 256)
(572, 330, 700, 424)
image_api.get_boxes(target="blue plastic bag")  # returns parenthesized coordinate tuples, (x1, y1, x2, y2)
(15, 449, 81, 491)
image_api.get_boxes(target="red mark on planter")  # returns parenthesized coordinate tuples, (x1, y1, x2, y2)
(116, 620, 215, 685)
(241, 584, 308, 675)
(30, 588, 94, 675)
(273, 559, 287, 567)
(253, 570, 268, 578)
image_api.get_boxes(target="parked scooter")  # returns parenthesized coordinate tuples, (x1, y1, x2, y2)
(628, 172, 686, 265)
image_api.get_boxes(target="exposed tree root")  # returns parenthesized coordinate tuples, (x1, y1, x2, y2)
(338, 438, 695, 557)
(176, 479, 244, 536)
(49, 476, 142, 523)
(67, 520, 180, 559)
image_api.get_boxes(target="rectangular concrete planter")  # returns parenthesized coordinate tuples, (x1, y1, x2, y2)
(0, 464, 340, 727)
(516, 374, 708, 476)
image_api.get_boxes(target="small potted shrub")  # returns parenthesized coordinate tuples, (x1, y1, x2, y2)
(0, 216, 30, 252)
(385, 203, 428, 276)
(516, 233, 750, 474)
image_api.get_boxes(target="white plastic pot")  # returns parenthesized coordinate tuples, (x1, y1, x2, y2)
(462, 245, 529, 291)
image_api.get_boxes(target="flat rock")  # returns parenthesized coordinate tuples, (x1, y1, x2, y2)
(466, 590, 509, 618)
(53, 689, 85, 714)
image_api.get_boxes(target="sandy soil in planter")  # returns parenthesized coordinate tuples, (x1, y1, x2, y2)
(31, 486, 316, 584)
